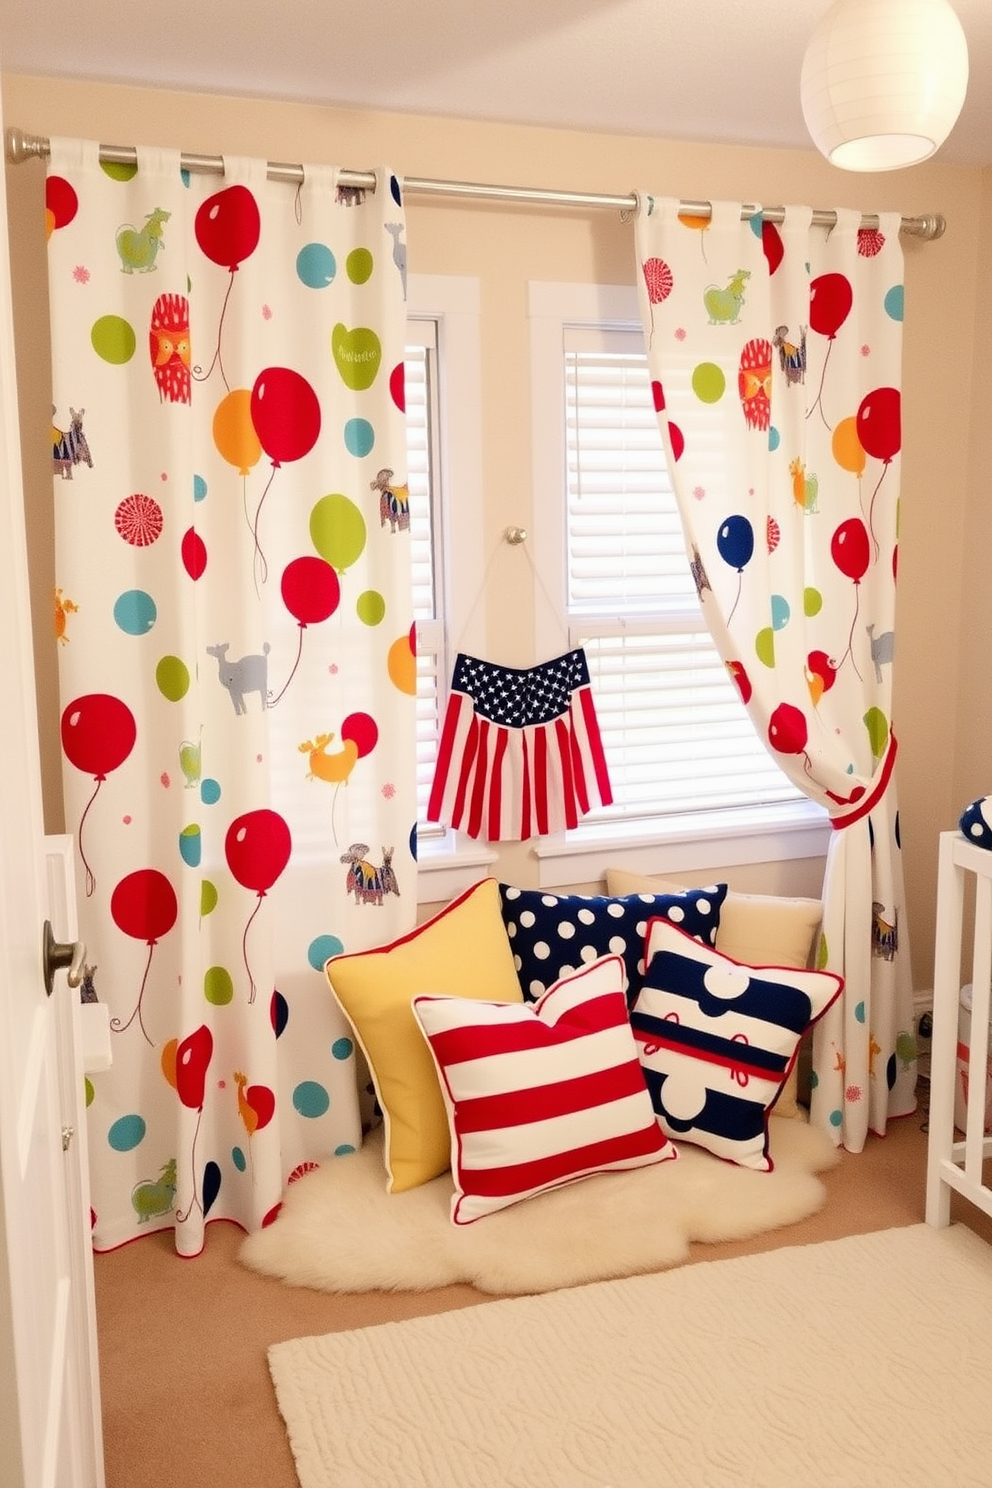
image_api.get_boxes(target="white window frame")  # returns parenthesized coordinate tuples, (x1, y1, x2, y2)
(407, 274, 497, 903)
(528, 280, 829, 889)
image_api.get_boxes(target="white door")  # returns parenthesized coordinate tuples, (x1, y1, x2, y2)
(0, 72, 105, 1488)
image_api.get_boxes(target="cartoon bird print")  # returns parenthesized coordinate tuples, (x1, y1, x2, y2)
(149, 292, 191, 404)
(789, 457, 819, 513)
(738, 338, 773, 431)
(54, 587, 79, 644)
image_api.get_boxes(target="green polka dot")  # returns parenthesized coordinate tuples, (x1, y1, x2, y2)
(84, 1076, 95, 1108)
(204, 966, 234, 1006)
(100, 160, 138, 182)
(91, 314, 136, 365)
(346, 247, 373, 284)
(200, 879, 218, 916)
(691, 361, 726, 403)
(804, 587, 823, 618)
(156, 655, 190, 701)
(356, 589, 386, 626)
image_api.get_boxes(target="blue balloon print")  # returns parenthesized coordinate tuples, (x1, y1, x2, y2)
(114, 589, 157, 635)
(717, 515, 754, 572)
(297, 242, 337, 288)
(202, 1160, 222, 1216)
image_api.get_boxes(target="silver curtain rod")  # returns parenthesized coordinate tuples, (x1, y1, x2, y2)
(4, 127, 947, 240)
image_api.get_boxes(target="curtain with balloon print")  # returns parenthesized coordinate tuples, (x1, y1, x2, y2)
(634, 198, 915, 1152)
(45, 139, 416, 1256)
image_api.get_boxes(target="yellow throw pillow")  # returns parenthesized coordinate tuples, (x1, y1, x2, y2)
(604, 867, 822, 1119)
(325, 877, 523, 1192)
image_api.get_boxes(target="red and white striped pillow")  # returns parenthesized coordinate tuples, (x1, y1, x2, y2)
(412, 954, 677, 1224)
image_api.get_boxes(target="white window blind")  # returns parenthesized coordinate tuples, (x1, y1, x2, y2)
(564, 327, 802, 823)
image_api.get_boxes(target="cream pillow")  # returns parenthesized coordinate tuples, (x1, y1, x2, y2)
(325, 877, 523, 1192)
(604, 867, 822, 1119)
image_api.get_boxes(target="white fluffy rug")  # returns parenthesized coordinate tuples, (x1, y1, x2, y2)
(240, 1117, 838, 1296)
(268, 1223, 992, 1488)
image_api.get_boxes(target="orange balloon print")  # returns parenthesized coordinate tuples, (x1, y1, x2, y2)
(387, 633, 417, 695)
(832, 415, 866, 477)
(161, 1037, 178, 1091)
(213, 388, 262, 476)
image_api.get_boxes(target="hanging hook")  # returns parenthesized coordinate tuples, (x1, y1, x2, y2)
(504, 525, 527, 545)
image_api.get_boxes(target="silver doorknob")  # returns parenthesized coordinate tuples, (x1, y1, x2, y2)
(42, 920, 87, 998)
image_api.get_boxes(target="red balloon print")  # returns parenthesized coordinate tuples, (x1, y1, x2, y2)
(668, 421, 685, 461)
(761, 222, 784, 275)
(389, 361, 406, 412)
(250, 368, 321, 468)
(831, 518, 870, 583)
(111, 868, 179, 944)
(226, 810, 291, 1004)
(727, 660, 752, 705)
(768, 702, 808, 757)
(809, 273, 853, 340)
(857, 387, 901, 464)
(109, 868, 178, 1044)
(182, 527, 207, 580)
(281, 556, 340, 626)
(45, 176, 78, 233)
(225, 809, 292, 894)
(194, 185, 261, 272)
(62, 693, 136, 778)
(340, 712, 378, 759)
(61, 693, 138, 897)
(176, 1025, 213, 1111)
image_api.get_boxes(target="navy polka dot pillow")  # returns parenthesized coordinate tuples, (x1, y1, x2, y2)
(960, 796, 992, 850)
(498, 882, 728, 1008)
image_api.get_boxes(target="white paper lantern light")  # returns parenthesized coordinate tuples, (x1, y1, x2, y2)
(801, 0, 969, 170)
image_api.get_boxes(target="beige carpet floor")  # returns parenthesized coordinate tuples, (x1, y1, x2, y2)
(269, 1222, 992, 1488)
(93, 1110, 992, 1488)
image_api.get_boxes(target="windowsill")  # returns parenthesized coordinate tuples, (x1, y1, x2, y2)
(415, 831, 498, 905)
(531, 800, 831, 889)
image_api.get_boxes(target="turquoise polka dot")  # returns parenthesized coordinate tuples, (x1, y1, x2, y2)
(748, 212, 763, 238)
(884, 284, 904, 322)
(108, 1113, 146, 1152)
(344, 417, 375, 458)
(855, 1001, 866, 1024)
(193, 474, 207, 502)
(179, 825, 201, 868)
(768, 426, 781, 452)
(297, 242, 336, 289)
(114, 589, 157, 635)
(232, 1146, 247, 1172)
(309, 933, 344, 971)
(293, 1081, 330, 1118)
(331, 1037, 354, 1061)
(828, 1108, 843, 1128)
(200, 777, 221, 806)
(334, 1143, 357, 1156)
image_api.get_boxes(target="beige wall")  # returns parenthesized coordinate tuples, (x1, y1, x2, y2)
(3, 72, 985, 988)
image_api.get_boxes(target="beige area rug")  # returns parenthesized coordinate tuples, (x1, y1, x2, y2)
(268, 1223, 992, 1488)
(241, 1118, 837, 1296)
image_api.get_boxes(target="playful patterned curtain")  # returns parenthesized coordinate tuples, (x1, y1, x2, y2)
(634, 198, 915, 1151)
(45, 139, 416, 1255)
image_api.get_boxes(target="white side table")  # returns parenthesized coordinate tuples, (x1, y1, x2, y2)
(926, 830, 992, 1228)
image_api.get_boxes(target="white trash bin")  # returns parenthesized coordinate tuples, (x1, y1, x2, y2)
(954, 982, 992, 1134)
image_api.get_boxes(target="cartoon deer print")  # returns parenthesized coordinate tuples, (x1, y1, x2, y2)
(207, 642, 270, 714)
(340, 844, 400, 905)
(370, 468, 410, 532)
(866, 624, 894, 684)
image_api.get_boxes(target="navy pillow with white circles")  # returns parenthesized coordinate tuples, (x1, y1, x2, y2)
(498, 882, 728, 1007)
(960, 796, 992, 851)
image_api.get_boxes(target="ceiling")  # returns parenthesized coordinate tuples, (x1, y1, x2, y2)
(2, 0, 991, 169)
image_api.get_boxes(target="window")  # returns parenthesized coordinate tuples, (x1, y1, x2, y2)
(406, 275, 495, 900)
(530, 282, 828, 885)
